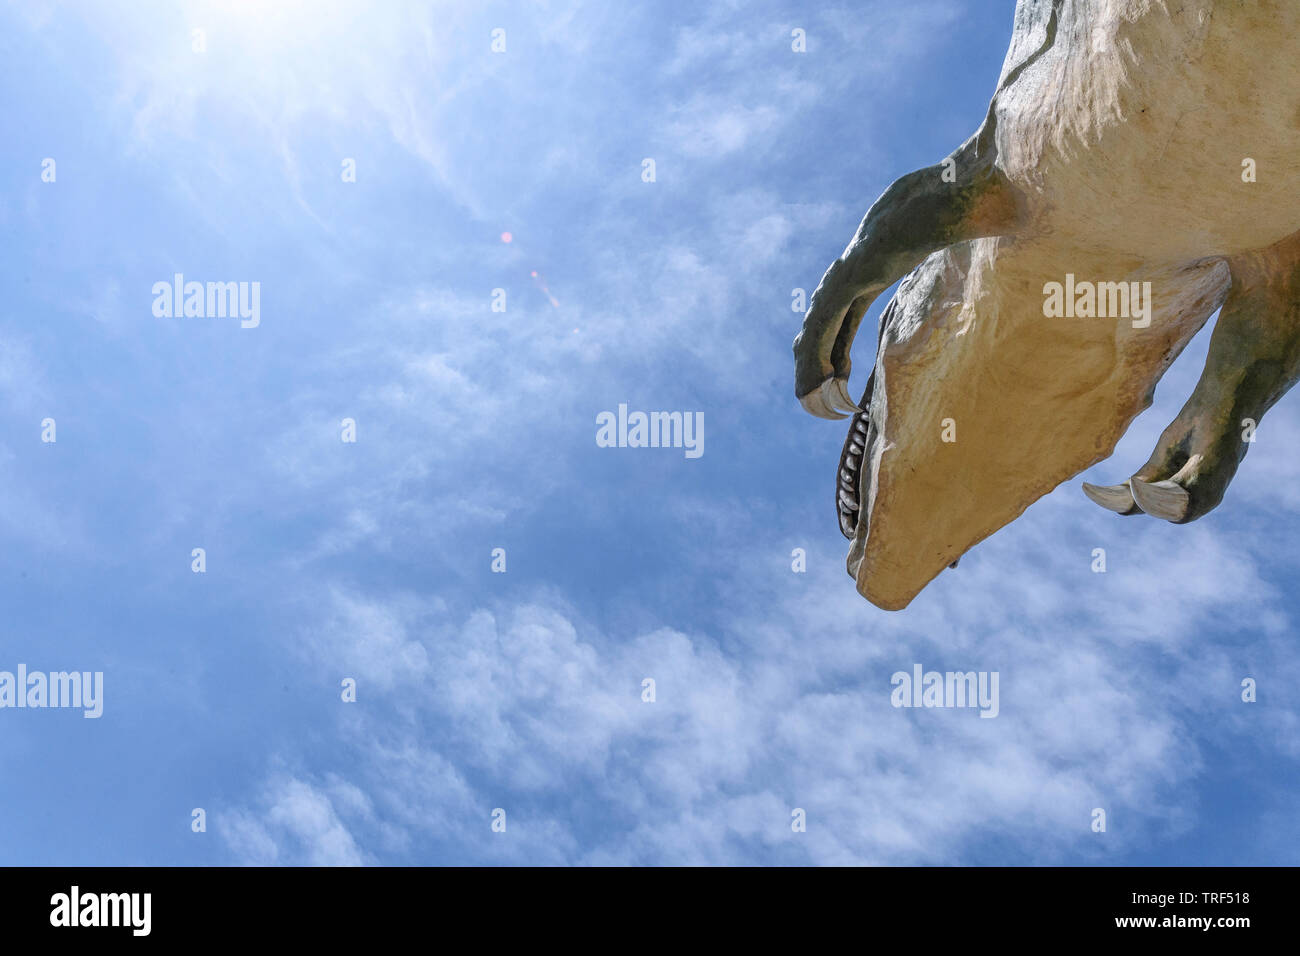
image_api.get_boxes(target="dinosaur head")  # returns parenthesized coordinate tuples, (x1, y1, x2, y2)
(834, 238, 1231, 610)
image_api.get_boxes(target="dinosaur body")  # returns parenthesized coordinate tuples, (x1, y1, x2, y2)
(794, 0, 1300, 609)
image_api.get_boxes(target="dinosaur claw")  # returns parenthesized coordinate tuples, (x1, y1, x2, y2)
(798, 378, 856, 419)
(821, 378, 855, 416)
(1129, 478, 1190, 522)
(1082, 481, 1141, 515)
(795, 387, 847, 421)
(831, 378, 863, 413)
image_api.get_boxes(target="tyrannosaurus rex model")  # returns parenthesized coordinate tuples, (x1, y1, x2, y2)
(794, 0, 1300, 610)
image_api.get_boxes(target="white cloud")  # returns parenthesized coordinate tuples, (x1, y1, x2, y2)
(222, 475, 1300, 864)
(220, 776, 368, 866)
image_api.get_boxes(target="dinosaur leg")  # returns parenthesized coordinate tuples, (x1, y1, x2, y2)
(1086, 231, 1300, 522)
(793, 129, 1025, 419)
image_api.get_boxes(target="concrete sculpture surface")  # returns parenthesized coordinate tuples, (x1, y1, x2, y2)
(794, 0, 1300, 609)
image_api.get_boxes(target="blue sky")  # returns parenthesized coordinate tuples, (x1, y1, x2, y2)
(0, 0, 1296, 865)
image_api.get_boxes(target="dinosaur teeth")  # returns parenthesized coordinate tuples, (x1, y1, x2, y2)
(836, 412, 872, 538)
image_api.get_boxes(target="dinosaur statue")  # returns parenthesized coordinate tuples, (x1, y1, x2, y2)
(793, 0, 1300, 610)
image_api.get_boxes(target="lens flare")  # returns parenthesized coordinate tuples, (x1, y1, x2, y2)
(530, 270, 559, 308)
